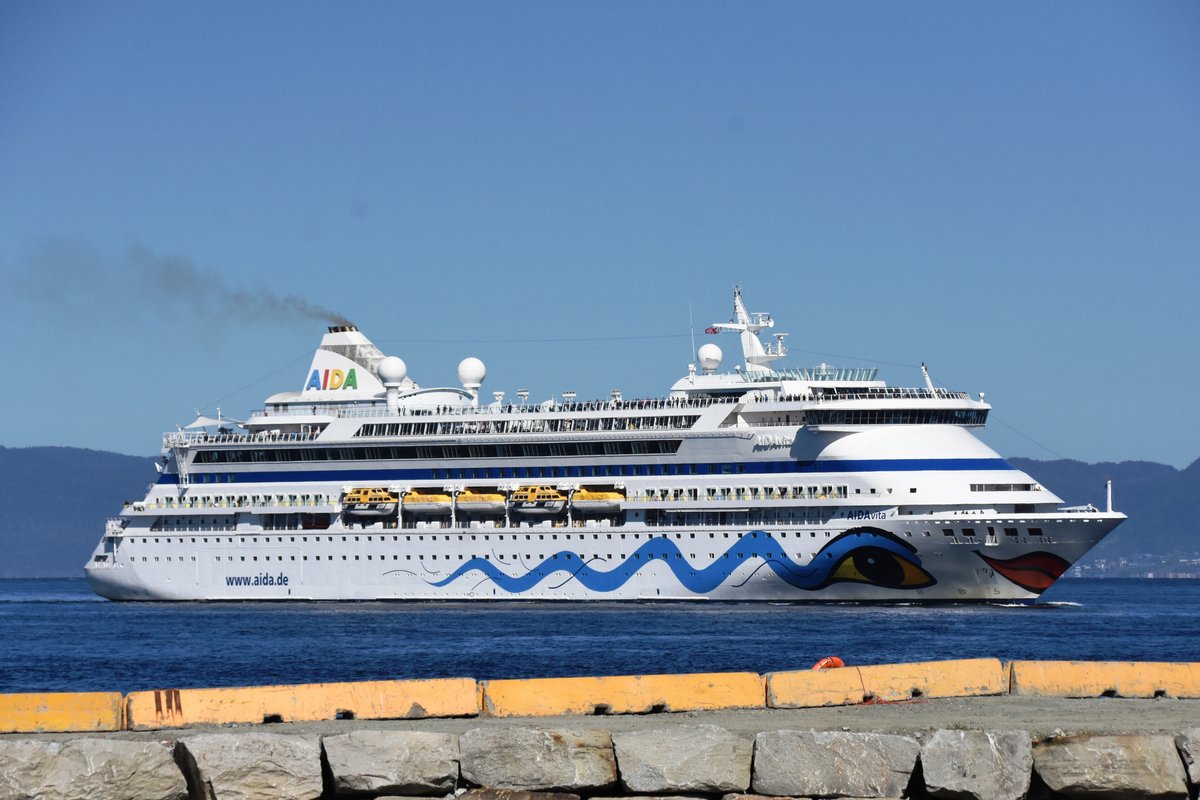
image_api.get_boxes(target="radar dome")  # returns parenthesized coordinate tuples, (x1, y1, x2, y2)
(377, 356, 408, 386)
(458, 357, 486, 389)
(697, 343, 723, 372)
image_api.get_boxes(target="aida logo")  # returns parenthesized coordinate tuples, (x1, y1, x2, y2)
(305, 368, 358, 391)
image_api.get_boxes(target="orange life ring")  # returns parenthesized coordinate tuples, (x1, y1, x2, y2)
(811, 656, 845, 670)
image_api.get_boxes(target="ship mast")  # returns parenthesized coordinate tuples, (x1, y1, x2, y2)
(706, 286, 788, 374)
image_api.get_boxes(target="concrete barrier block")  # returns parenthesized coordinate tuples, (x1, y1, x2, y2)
(125, 677, 477, 730)
(766, 666, 864, 708)
(767, 659, 1004, 708)
(1010, 661, 1200, 698)
(0, 691, 124, 733)
(480, 672, 764, 718)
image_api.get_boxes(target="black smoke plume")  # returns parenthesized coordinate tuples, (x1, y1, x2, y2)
(15, 239, 352, 328)
(127, 246, 353, 327)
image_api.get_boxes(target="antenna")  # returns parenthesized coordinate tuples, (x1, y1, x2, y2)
(688, 299, 696, 362)
(920, 362, 935, 392)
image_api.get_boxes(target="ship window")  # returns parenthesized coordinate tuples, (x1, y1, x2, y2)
(1004, 527, 1019, 536)
(962, 528, 977, 537)
(1029, 527, 1044, 536)
(942, 528, 955, 536)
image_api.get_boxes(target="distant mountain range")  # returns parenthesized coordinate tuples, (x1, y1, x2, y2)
(1, 445, 1196, 578)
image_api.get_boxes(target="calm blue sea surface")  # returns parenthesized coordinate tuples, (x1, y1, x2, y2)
(0, 578, 1197, 693)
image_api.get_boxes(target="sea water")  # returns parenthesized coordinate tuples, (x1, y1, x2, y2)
(0, 578, 1197, 693)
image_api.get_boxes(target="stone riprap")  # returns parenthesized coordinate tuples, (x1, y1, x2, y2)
(752, 729, 921, 799)
(1178, 728, 1200, 788)
(0, 738, 186, 800)
(919, 729, 1032, 800)
(458, 727, 618, 792)
(4, 725, 1200, 799)
(177, 732, 324, 800)
(613, 724, 752, 793)
(323, 730, 459, 795)
(1032, 734, 1190, 799)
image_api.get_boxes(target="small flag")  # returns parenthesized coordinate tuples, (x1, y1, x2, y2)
(704, 326, 719, 334)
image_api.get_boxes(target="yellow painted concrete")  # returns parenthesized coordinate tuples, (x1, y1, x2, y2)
(1010, 660, 1200, 699)
(481, 671, 765, 717)
(768, 658, 1006, 708)
(124, 677, 478, 730)
(0, 692, 124, 733)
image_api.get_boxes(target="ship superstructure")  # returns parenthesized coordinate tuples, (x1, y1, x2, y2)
(85, 288, 1124, 601)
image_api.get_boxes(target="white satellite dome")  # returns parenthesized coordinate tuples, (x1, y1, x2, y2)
(457, 357, 486, 389)
(377, 356, 408, 386)
(697, 343, 723, 372)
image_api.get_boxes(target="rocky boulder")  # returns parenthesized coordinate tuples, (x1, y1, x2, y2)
(0, 738, 187, 800)
(919, 729, 1032, 800)
(1032, 734, 1189, 799)
(459, 727, 617, 792)
(456, 790, 582, 800)
(177, 732, 323, 800)
(1176, 728, 1200, 788)
(613, 724, 752, 793)
(752, 730, 919, 799)
(323, 730, 459, 795)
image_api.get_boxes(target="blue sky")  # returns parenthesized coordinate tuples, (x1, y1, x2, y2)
(2, 1, 1198, 467)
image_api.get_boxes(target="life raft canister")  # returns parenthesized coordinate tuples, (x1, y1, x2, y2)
(811, 656, 846, 670)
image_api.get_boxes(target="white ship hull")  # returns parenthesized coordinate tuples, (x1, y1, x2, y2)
(84, 289, 1127, 602)
(86, 511, 1121, 602)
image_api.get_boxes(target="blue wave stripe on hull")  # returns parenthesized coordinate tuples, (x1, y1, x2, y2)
(425, 528, 927, 595)
(158, 457, 1014, 484)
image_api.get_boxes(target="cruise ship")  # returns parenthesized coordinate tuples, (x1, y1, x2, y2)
(85, 289, 1125, 602)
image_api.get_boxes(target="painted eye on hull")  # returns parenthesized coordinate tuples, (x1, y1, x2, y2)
(829, 546, 936, 589)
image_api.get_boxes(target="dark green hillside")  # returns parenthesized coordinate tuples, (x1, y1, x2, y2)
(0, 446, 154, 577)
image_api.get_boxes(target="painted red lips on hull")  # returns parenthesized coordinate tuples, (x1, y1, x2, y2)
(976, 550, 1071, 593)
